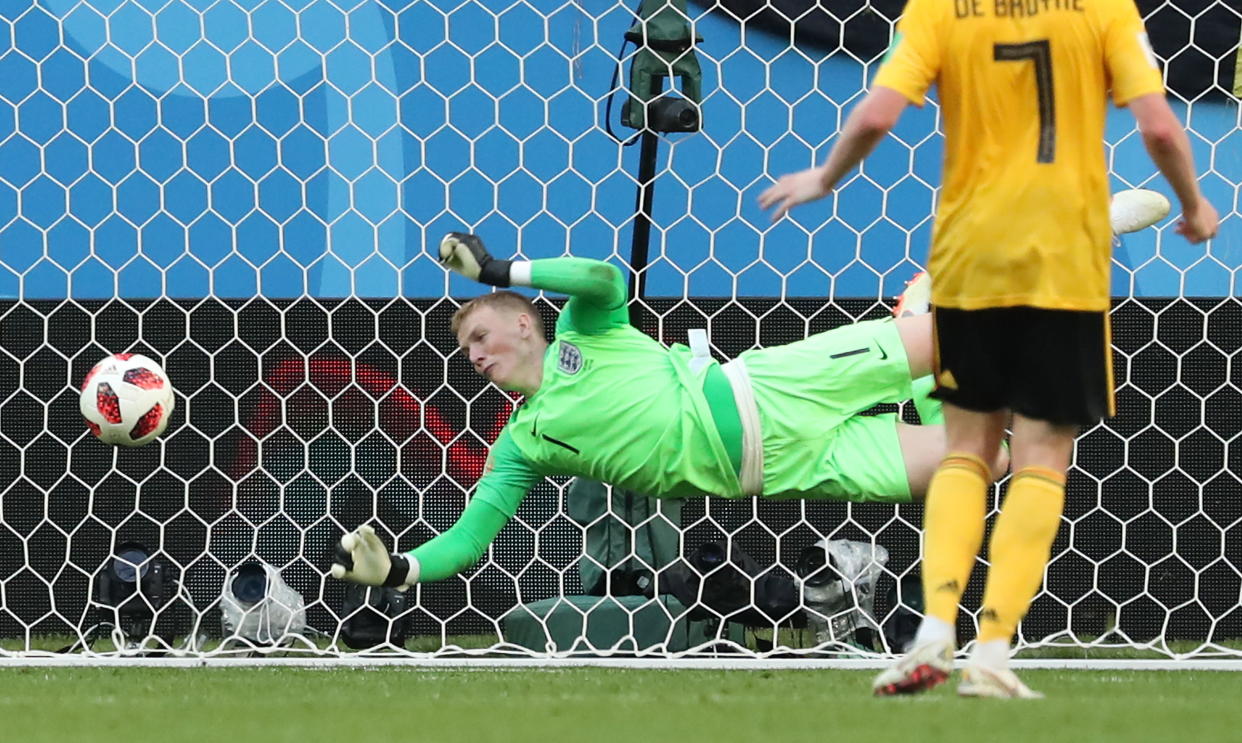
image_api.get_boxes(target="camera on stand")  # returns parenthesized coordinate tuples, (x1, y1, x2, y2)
(621, 0, 703, 133)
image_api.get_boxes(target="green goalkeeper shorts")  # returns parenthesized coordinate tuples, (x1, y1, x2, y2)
(740, 317, 915, 503)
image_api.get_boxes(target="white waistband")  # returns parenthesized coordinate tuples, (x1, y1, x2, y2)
(720, 358, 764, 497)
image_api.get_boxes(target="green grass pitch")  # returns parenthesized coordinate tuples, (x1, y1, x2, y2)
(2, 667, 1238, 742)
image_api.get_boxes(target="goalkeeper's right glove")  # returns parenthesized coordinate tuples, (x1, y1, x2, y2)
(438, 232, 513, 286)
(330, 525, 419, 590)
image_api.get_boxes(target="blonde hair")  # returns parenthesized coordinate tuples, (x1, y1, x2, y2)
(450, 291, 545, 338)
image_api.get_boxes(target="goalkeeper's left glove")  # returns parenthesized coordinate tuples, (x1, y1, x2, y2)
(438, 232, 513, 286)
(330, 525, 419, 590)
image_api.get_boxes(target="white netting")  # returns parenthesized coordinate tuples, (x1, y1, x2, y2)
(0, 0, 1238, 660)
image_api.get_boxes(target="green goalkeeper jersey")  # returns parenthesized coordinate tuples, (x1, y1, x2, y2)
(504, 316, 740, 500)
(409, 257, 741, 581)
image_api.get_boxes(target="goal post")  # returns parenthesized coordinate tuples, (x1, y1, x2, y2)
(0, 0, 1238, 662)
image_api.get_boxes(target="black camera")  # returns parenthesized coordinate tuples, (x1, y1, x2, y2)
(92, 541, 173, 643)
(645, 96, 700, 133)
(230, 562, 268, 605)
(339, 583, 411, 649)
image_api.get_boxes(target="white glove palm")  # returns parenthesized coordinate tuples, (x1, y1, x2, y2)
(330, 525, 417, 590)
(439, 232, 490, 281)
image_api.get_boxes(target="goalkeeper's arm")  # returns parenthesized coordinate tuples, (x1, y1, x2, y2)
(331, 429, 537, 586)
(439, 233, 628, 332)
(330, 497, 511, 587)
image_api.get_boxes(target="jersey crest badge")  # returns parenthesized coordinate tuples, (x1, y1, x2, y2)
(558, 341, 583, 374)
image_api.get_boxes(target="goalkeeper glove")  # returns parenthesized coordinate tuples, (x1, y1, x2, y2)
(330, 525, 419, 590)
(438, 232, 512, 286)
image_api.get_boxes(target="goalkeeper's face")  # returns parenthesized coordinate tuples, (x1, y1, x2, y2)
(457, 305, 543, 393)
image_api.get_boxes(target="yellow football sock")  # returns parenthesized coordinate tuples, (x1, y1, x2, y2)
(922, 452, 991, 626)
(977, 466, 1066, 644)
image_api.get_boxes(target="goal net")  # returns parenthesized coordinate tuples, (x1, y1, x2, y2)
(0, 0, 1238, 661)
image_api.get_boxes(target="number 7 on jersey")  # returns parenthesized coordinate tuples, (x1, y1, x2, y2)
(995, 40, 1055, 164)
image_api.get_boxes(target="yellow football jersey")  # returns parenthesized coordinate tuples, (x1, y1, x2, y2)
(873, 0, 1164, 311)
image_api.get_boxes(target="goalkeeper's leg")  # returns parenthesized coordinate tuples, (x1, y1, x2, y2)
(893, 270, 933, 380)
(895, 421, 1009, 499)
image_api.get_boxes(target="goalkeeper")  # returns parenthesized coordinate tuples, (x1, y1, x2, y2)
(331, 232, 1008, 589)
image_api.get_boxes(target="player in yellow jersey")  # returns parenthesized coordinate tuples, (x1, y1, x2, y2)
(761, 0, 1218, 698)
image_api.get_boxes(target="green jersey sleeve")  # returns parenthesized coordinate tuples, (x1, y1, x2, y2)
(406, 427, 540, 582)
(526, 257, 629, 335)
(406, 497, 510, 582)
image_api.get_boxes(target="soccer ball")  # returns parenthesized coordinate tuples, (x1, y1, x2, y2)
(79, 353, 175, 447)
